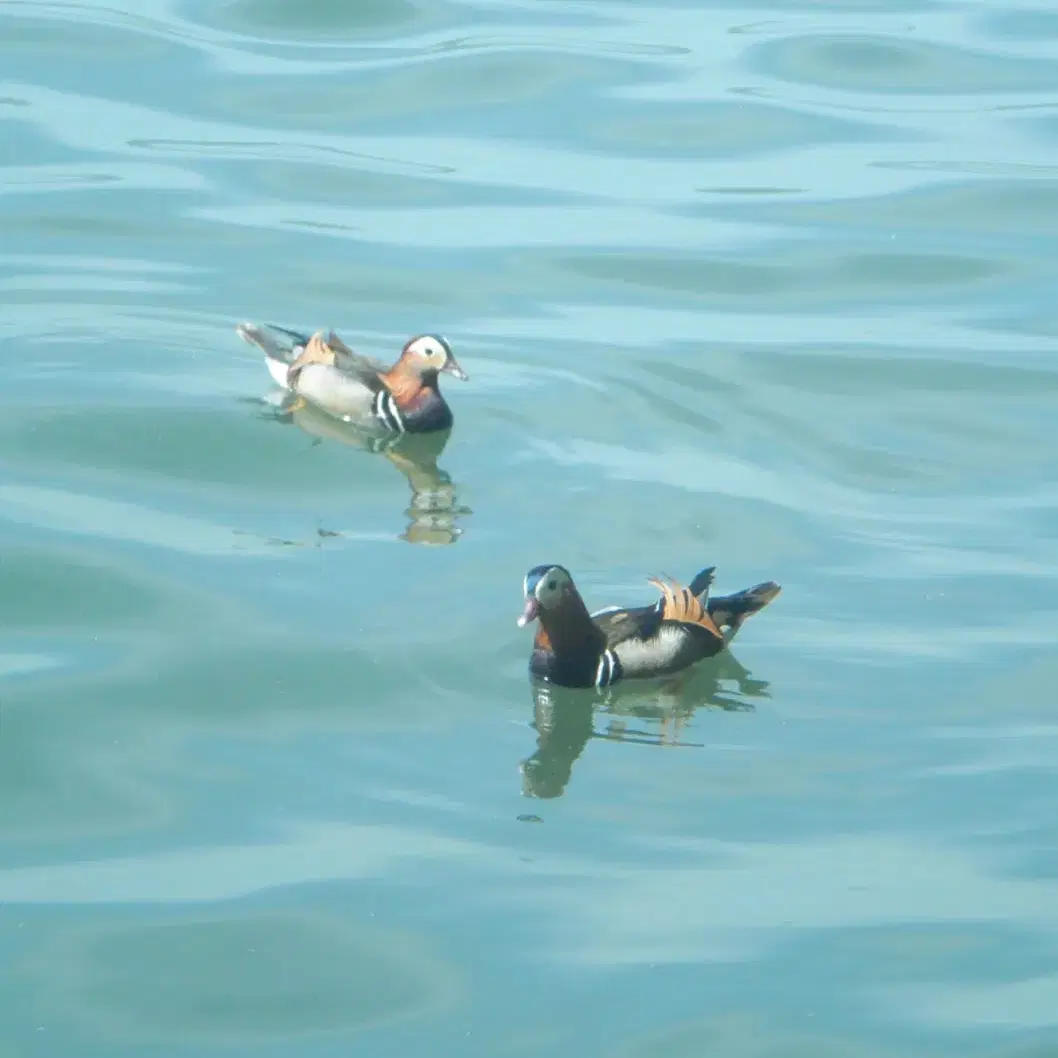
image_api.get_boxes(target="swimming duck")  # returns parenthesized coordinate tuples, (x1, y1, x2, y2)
(517, 563, 781, 688)
(237, 322, 467, 433)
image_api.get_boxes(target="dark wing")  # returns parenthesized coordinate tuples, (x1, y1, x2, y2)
(593, 604, 664, 649)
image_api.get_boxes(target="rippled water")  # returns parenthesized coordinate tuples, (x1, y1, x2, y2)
(2, 0, 1058, 1053)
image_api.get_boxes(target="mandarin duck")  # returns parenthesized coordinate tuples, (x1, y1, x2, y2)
(517, 563, 780, 688)
(237, 322, 467, 433)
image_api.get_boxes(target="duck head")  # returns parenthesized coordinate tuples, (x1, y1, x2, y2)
(398, 334, 468, 384)
(518, 564, 576, 627)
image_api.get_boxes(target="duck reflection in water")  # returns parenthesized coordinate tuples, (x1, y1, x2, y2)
(520, 653, 772, 800)
(261, 393, 470, 546)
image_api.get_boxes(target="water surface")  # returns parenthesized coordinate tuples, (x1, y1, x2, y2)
(2, 0, 1058, 1054)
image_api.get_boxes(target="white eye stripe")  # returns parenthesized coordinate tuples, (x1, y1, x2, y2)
(409, 335, 447, 359)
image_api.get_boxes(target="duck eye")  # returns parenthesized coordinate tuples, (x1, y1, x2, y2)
(547, 579, 557, 591)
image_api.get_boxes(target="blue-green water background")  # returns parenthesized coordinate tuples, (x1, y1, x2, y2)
(2, 0, 1058, 1054)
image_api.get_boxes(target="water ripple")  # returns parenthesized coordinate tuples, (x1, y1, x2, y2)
(2, 0, 1058, 1050)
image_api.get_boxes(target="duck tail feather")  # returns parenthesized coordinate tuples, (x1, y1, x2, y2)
(236, 321, 309, 364)
(707, 581, 781, 641)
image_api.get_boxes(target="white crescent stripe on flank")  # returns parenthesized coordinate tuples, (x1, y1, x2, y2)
(386, 393, 405, 433)
(595, 648, 618, 688)
(373, 390, 405, 433)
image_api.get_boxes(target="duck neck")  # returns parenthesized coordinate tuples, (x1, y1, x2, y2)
(380, 363, 436, 406)
(537, 591, 605, 658)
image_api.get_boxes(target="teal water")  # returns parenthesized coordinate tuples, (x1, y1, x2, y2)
(2, 0, 1058, 1054)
